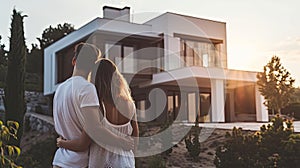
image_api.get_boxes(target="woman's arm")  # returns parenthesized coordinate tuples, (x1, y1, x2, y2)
(57, 131, 92, 152)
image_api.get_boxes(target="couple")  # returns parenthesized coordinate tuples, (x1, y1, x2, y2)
(52, 43, 139, 168)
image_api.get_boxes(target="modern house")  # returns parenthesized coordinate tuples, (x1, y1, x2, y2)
(44, 6, 268, 123)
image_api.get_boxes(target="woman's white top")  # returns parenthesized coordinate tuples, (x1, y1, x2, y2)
(89, 103, 135, 168)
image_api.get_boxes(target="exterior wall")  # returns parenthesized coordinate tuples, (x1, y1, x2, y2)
(146, 13, 227, 69)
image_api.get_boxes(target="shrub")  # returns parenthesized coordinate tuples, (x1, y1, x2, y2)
(185, 117, 200, 160)
(17, 137, 56, 168)
(0, 120, 22, 168)
(214, 114, 300, 168)
(148, 155, 166, 168)
(135, 154, 166, 168)
(160, 118, 173, 156)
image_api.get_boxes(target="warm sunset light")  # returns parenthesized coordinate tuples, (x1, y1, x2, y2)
(1, 1, 300, 167)
(1, 0, 299, 87)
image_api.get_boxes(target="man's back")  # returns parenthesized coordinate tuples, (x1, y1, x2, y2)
(52, 76, 99, 168)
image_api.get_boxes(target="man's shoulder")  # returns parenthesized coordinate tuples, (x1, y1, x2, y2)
(72, 77, 96, 93)
(65, 76, 93, 88)
(57, 77, 74, 86)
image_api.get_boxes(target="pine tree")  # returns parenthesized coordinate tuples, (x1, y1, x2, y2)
(257, 56, 295, 114)
(4, 9, 27, 145)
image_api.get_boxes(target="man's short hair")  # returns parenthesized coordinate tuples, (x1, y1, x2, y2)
(74, 43, 101, 72)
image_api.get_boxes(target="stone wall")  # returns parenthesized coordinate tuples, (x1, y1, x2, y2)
(0, 88, 54, 134)
(0, 88, 51, 116)
(24, 112, 55, 134)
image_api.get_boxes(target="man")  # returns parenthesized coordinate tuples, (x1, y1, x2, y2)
(52, 43, 133, 168)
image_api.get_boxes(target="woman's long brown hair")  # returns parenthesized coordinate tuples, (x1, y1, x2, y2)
(94, 58, 133, 106)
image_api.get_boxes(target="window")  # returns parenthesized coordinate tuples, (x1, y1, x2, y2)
(199, 93, 211, 122)
(105, 43, 121, 65)
(181, 39, 220, 68)
(105, 43, 135, 73)
(167, 93, 179, 121)
(56, 45, 75, 84)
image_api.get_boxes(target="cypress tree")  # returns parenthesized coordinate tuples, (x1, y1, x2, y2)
(4, 9, 27, 145)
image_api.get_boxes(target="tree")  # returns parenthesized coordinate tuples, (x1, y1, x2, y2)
(37, 23, 75, 49)
(257, 56, 295, 114)
(33, 23, 75, 78)
(290, 87, 300, 104)
(185, 116, 200, 160)
(24, 23, 74, 91)
(0, 35, 8, 67)
(0, 36, 8, 85)
(26, 44, 42, 74)
(4, 9, 27, 146)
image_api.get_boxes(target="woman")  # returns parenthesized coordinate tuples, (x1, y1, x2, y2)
(57, 58, 139, 168)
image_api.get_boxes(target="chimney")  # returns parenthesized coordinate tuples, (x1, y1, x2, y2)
(103, 6, 130, 22)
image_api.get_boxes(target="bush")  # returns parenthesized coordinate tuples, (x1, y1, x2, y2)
(148, 155, 166, 168)
(135, 154, 166, 168)
(0, 120, 22, 168)
(160, 118, 173, 156)
(282, 102, 300, 120)
(214, 114, 300, 168)
(185, 118, 200, 160)
(17, 137, 56, 168)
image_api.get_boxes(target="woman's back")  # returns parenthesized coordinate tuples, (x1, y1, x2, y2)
(102, 99, 134, 137)
(104, 99, 134, 125)
(88, 100, 135, 168)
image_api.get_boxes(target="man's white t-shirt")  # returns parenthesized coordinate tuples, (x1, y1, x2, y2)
(52, 76, 99, 168)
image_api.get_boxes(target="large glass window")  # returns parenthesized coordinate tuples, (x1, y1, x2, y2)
(105, 43, 135, 73)
(185, 41, 195, 66)
(167, 93, 179, 121)
(181, 39, 220, 68)
(234, 85, 256, 115)
(56, 46, 75, 84)
(199, 93, 211, 122)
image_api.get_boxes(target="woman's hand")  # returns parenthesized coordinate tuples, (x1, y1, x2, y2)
(55, 132, 91, 152)
(56, 136, 66, 148)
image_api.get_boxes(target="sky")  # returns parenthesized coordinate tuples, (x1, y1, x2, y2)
(1, 0, 300, 86)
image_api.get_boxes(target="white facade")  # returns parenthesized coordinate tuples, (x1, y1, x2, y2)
(44, 6, 268, 123)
